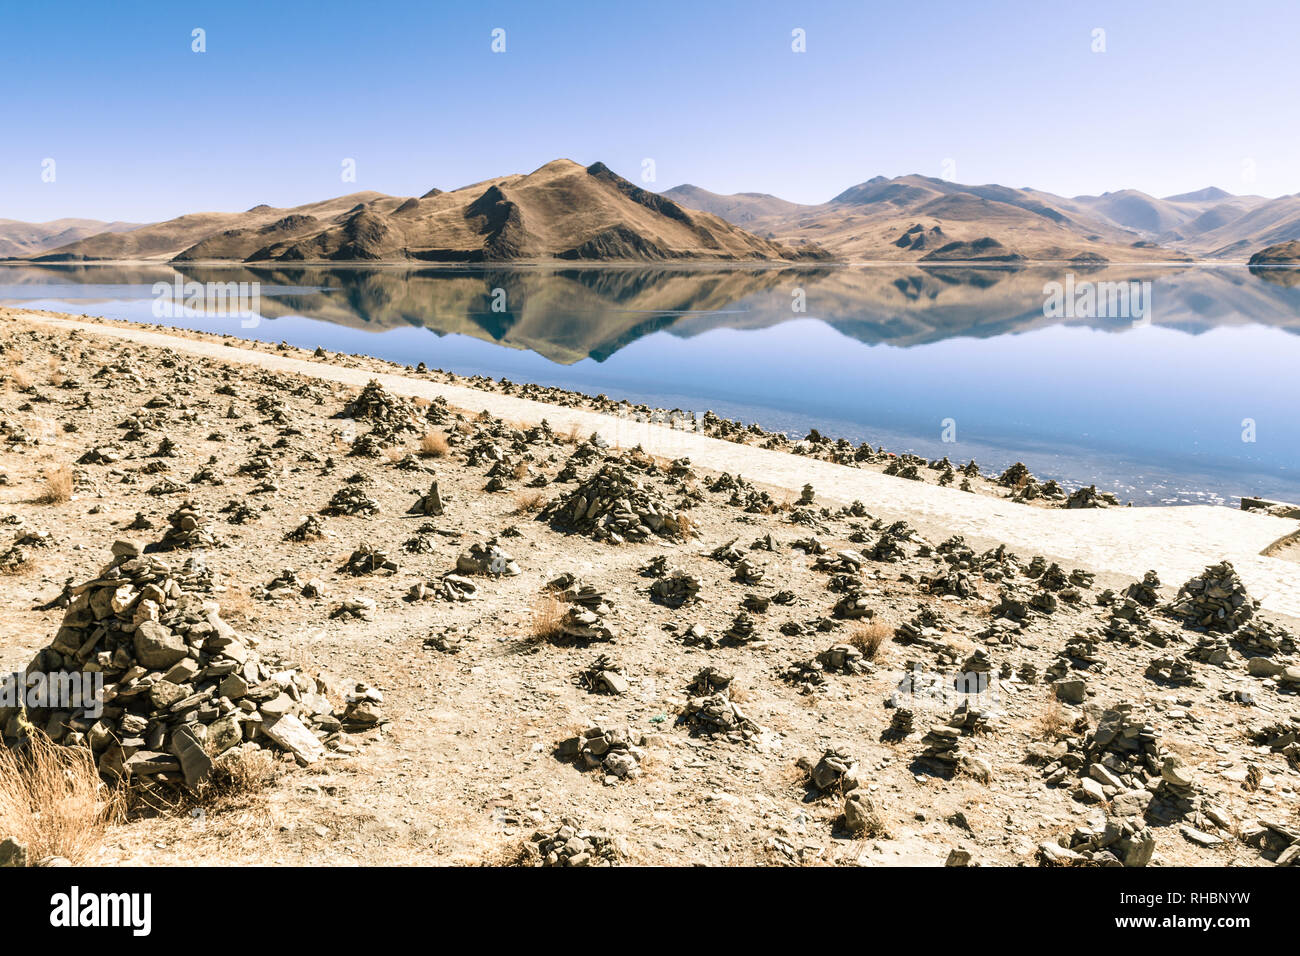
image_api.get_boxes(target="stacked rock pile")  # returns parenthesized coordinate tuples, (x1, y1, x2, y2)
(456, 540, 521, 576)
(799, 744, 860, 795)
(526, 819, 622, 867)
(885, 707, 914, 740)
(680, 667, 761, 743)
(548, 574, 618, 643)
(1168, 561, 1255, 632)
(555, 725, 646, 782)
(576, 655, 628, 695)
(339, 379, 422, 432)
(0, 541, 367, 793)
(1040, 817, 1156, 867)
(542, 464, 685, 543)
(156, 500, 218, 550)
(321, 482, 380, 517)
(341, 543, 398, 576)
(649, 568, 701, 607)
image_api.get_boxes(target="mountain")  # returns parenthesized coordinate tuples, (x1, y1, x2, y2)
(666, 174, 1175, 262)
(1160, 195, 1300, 258)
(658, 185, 809, 226)
(33, 193, 390, 262)
(0, 218, 141, 258)
(35, 160, 824, 264)
(1249, 240, 1300, 265)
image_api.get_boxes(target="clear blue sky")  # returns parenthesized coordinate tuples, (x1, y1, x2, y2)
(3, 0, 1297, 222)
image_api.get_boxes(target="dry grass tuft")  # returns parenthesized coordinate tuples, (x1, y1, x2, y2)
(848, 620, 891, 661)
(6, 365, 32, 391)
(195, 748, 279, 810)
(512, 490, 547, 515)
(1036, 696, 1069, 739)
(418, 430, 450, 458)
(528, 594, 567, 643)
(36, 464, 74, 504)
(0, 729, 123, 865)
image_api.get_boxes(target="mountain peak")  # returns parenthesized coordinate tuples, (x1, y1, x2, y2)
(1163, 186, 1231, 202)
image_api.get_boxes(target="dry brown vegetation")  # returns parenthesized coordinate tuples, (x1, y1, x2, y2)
(848, 619, 891, 661)
(513, 490, 547, 515)
(35, 463, 73, 504)
(418, 430, 450, 458)
(0, 729, 123, 865)
(529, 593, 567, 643)
(196, 748, 280, 810)
(1036, 695, 1068, 740)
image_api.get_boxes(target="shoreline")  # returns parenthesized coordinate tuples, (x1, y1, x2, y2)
(6, 306, 1300, 617)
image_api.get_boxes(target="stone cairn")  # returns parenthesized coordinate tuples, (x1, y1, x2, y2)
(555, 725, 646, 782)
(649, 568, 701, 607)
(408, 480, 444, 517)
(679, 668, 761, 744)
(917, 703, 991, 775)
(542, 464, 686, 543)
(456, 540, 521, 577)
(156, 500, 218, 550)
(340, 543, 398, 576)
(884, 707, 915, 740)
(1041, 703, 1217, 828)
(548, 574, 618, 644)
(526, 819, 621, 867)
(1040, 817, 1156, 867)
(0, 541, 370, 795)
(799, 744, 860, 795)
(1168, 561, 1256, 631)
(576, 655, 628, 695)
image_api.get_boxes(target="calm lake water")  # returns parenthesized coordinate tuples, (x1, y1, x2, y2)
(4, 262, 1298, 506)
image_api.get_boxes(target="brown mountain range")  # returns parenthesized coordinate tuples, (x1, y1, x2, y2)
(12, 162, 1300, 264)
(0, 218, 140, 258)
(30, 160, 823, 265)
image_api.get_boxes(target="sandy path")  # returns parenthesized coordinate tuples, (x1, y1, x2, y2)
(13, 310, 1300, 618)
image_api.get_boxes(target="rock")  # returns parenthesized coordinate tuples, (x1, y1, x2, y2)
(262, 714, 326, 765)
(456, 540, 520, 577)
(801, 745, 859, 794)
(169, 724, 213, 788)
(542, 464, 686, 543)
(0, 837, 27, 868)
(409, 480, 444, 516)
(528, 818, 621, 866)
(843, 791, 885, 835)
(1053, 678, 1087, 704)
(133, 620, 187, 669)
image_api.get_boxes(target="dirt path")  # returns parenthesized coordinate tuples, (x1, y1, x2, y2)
(13, 309, 1300, 617)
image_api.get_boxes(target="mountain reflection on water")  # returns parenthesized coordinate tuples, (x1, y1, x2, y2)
(3, 261, 1298, 505)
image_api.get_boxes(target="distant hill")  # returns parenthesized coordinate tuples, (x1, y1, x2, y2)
(663, 174, 1179, 262)
(0, 218, 141, 258)
(35, 160, 824, 264)
(659, 185, 807, 226)
(1248, 239, 1300, 265)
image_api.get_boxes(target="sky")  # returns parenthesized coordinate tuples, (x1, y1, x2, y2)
(2, 0, 1298, 222)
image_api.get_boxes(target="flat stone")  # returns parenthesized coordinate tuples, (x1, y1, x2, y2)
(261, 713, 325, 764)
(169, 724, 213, 789)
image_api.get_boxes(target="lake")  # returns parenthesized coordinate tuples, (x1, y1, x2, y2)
(3, 261, 1298, 506)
